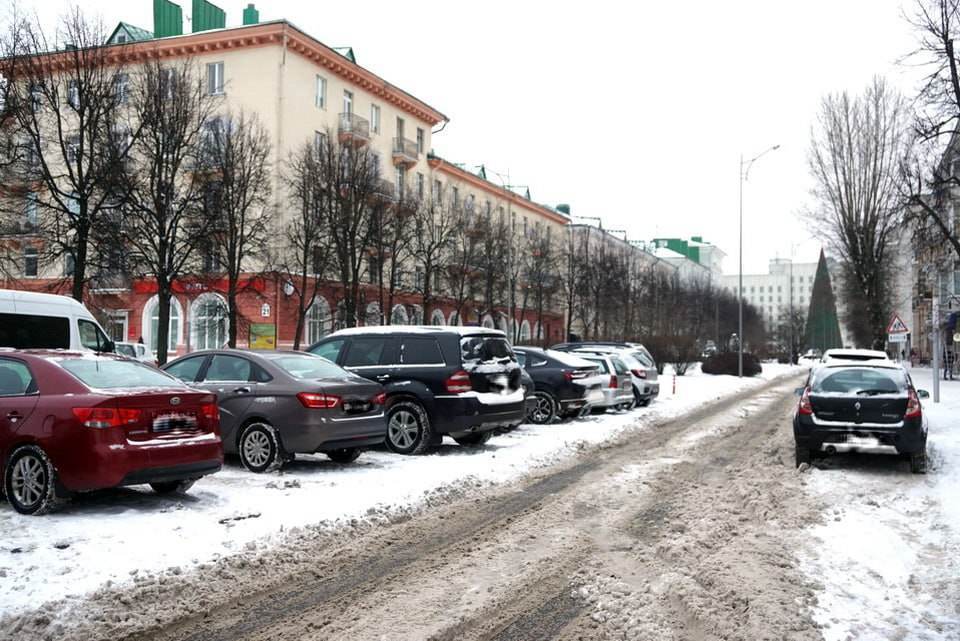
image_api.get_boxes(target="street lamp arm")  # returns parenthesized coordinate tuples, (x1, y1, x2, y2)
(742, 144, 781, 181)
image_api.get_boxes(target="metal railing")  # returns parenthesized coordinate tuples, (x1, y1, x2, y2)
(392, 137, 418, 162)
(338, 112, 370, 140)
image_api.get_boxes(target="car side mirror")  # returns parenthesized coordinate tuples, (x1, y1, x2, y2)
(101, 339, 116, 353)
(794, 387, 805, 396)
(917, 389, 930, 399)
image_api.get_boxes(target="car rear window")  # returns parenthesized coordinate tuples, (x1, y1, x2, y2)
(812, 367, 907, 395)
(0, 313, 70, 349)
(460, 336, 513, 365)
(271, 354, 348, 379)
(399, 337, 444, 365)
(583, 357, 610, 373)
(55, 358, 179, 389)
(611, 357, 629, 376)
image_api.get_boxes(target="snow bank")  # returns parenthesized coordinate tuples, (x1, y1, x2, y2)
(0, 364, 802, 618)
(801, 368, 960, 640)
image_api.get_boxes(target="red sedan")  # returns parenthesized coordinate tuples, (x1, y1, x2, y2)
(0, 350, 223, 515)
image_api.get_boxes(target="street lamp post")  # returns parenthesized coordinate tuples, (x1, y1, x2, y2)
(738, 145, 780, 378)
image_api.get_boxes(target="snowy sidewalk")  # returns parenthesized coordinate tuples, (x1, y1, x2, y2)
(0, 363, 801, 618)
(801, 368, 960, 640)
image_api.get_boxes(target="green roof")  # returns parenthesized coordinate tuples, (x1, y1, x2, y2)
(107, 22, 154, 44)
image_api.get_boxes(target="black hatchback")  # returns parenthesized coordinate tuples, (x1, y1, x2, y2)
(308, 327, 525, 454)
(793, 362, 930, 473)
(513, 347, 602, 423)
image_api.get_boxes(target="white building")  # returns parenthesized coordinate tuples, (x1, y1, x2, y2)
(721, 259, 819, 330)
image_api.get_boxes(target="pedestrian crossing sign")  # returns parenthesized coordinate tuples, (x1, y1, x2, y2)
(886, 314, 909, 334)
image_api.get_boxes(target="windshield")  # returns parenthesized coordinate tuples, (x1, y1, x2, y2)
(270, 354, 349, 379)
(460, 336, 514, 364)
(811, 367, 907, 395)
(56, 357, 181, 389)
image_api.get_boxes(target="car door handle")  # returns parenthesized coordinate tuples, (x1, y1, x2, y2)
(376, 375, 390, 382)
(233, 387, 251, 394)
(6, 411, 22, 423)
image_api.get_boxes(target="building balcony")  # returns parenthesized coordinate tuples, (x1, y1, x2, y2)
(392, 137, 418, 167)
(367, 178, 396, 205)
(338, 112, 370, 146)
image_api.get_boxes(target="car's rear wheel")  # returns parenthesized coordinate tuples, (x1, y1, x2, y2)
(454, 431, 493, 447)
(794, 444, 812, 468)
(910, 450, 928, 474)
(386, 401, 433, 455)
(528, 391, 558, 424)
(326, 448, 362, 463)
(238, 421, 285, 473)
(4, 445, 63, 515)
(150, 479, 196, 495)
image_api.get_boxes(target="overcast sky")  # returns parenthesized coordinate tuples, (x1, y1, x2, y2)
(19, 0, 923, 274)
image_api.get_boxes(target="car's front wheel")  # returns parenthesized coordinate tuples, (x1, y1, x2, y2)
(386, 401, 433, 455)
(326, 448, 362, 463)
(528, 391, 558, 424)
(238, 421, 286, 473)
(4, 445, 63, 515)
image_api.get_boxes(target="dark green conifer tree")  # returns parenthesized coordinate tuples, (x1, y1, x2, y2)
(803, 249, 843, 351)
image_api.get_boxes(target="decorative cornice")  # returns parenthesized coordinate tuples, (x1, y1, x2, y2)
(429, 157, 569, 225)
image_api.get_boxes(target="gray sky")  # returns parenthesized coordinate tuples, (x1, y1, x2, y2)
(21, 0, 922, 274)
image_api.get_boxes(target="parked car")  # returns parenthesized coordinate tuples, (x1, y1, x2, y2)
(115, 341, 157, 367)
(0, 350, 222, 515)
(0, 289, 114, 353)
(554, 343, 660, 406)
(793, 361, 929, 473)
(163, 349, 385, 472)
(574, 353, 634, 412)
(798, 349, 822, 367)
(307, 327, 525, 454)
(513, 347, 604, 423)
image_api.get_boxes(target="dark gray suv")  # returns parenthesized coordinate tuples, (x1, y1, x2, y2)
(308, 327, 525, 454)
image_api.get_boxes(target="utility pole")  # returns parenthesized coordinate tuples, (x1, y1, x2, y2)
(933, 271, 941, 403)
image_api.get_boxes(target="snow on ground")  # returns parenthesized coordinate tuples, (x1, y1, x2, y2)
(0, 362, 801, 618)
(802, 368, 960, 641)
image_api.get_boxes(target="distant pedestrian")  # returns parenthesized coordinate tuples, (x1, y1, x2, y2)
(945, 348, 955, 381)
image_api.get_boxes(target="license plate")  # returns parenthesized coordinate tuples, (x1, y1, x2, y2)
(152, 412, 197, 432)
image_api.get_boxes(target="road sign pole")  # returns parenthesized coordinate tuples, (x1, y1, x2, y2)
(933, 295, 940, 404)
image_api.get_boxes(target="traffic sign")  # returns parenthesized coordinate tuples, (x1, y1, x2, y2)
(886, 314, 909, 334)
(888, 333, 907, 343)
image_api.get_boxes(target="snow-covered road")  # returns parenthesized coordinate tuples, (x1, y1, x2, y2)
(801, 368, 960, 640)
(0, 363, 801, 620)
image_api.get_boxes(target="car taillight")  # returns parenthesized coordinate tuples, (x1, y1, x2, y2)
(798, 387, 813, 416)
(445, 370, 473, 394)
(72, 407, 141, 428)
(372, 392, 386, 405)
(297, 392, 341, 409)
(631, 368, 647, 379)
(905, 389, 922, 419)
(609, 375, 618, 389)
(200, 401, 220, 426)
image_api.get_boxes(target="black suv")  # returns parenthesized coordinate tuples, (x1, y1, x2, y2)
(513, 347, 602, 423)
(308, 327, 525, 454)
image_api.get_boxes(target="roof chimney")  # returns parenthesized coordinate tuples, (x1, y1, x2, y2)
(192, 0, 225, 33)
(242, 3, 260, 25)
(154, 0, 183, 38)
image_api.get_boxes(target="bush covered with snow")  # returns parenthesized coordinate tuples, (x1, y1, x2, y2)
(701, 352, 762, 376)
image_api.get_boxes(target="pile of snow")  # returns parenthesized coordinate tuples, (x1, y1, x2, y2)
(0, 363, 802, 618)
(801, 368, 960, 639)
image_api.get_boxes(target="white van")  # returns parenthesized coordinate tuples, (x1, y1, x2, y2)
(0, 289, 115, 352)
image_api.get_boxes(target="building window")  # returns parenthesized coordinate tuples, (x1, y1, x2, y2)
(191, 294, 228, 351)
(452, 187, 459, 207)
(305, 297, 331, 345)
(395, 166, 406, 194)
(114, 73, 130, 104)
(370, 104, 380, 133)
(314, 131, 327, 155)
(64, 253, 75, 276)
(433, 179, 442, 203)
(415, 268, 425, 291)
(106, 311, 128, 342)
(416, 173, 425, 199)
(343, 90, 353, 114)
(396, 116, 405, 140)
(206, 62, 224, 95)
(66, 135, 80, 164)
(23, 247, 38, 277)
(416, 127, 424, 154)
(315, 75, 326, 109)
(368, 255, 380, 284)
(24, 192, 37, 231)
(161, 68, 176, 100)
(67, 79, 79, 108)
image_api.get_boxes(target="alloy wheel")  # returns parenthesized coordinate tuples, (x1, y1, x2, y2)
(11, 454, 46, 508)
(388, 410, 420, 449)
(530, 393, 555, 424)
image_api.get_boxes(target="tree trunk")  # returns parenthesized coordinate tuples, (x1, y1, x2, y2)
(156, 285, 172, 366)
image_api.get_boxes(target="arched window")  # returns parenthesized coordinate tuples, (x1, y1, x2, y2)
(519, 320, 532, 343)
(365, 302, 381, 326)
(496, 314, 509, 334)
(142, 295, 183, 355)
(191, 293, 229, 351)
(304, 296, 331, 345)
(448, 310, 460, 326)
(481, 314, 495, 329)
(411, 305, 424, 325)
(390, 304, 409, 325)
(430, 309, 446, 326)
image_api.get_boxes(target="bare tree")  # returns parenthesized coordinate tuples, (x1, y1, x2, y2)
(121, 59, 218, 364)
(369, 183, 415, 325)
(278, 141, 332, 350)
(807, 77, 908, 348)
(202, 110, 272, 347)
(410, 183, 457, 322)
(445, 207, 482, 325)
(4, 9, 138, 300)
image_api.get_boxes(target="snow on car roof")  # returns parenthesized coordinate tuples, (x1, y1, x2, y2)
(329, 325, 505, 338)
(823, 348, 889, 359)
(819, 360, 902, 370)
(544, 349, 599, 368)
